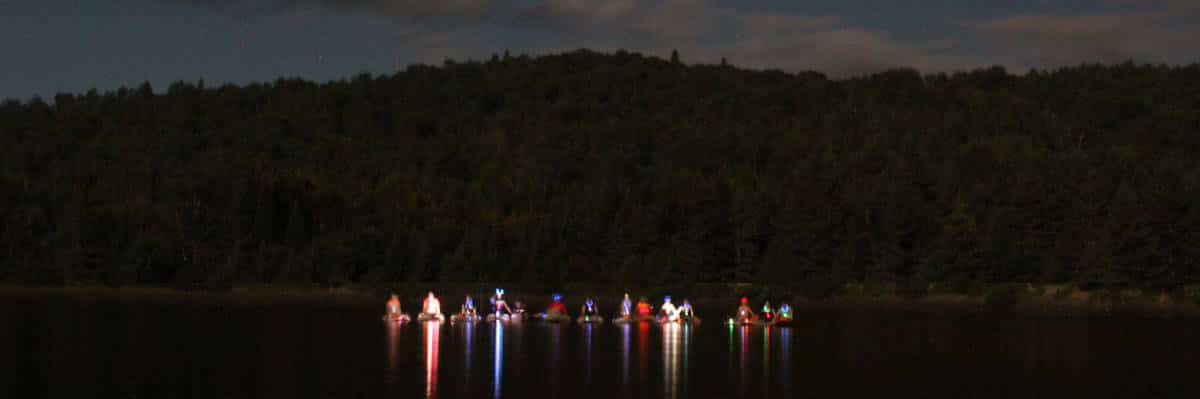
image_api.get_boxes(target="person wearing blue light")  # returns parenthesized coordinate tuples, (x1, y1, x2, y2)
(581, 298, 599, 317)
(543, 293, 569, 322)
(455, 295, 478, 321)
(678, 299, 695, 321)
(778, 303, 792, 322)
(546, 293, 567, 315)
(577, 297, 603, 323)
(490, 288, 512, 316)
(619, 293, 633, 318)
(660, 295, 680, 322)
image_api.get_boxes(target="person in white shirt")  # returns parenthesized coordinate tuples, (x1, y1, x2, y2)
(420, 291, 445, 321)
(660, 295, 679, 322)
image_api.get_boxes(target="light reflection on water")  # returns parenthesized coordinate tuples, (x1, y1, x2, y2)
(662, 323, 680, 399)
(463, 321, 474, 388)
(763, 325, 771, 389)
(9, 298, 1195, 399)
(583, 323, 594, 386)
(662, 322, 691, 399)
(424, 321, 440, 399)
(413, 319, 780, 398)
(638, 322, 649, 381)
(728, 322, 735, 384)
(682, 324, 691, 392)
(621, 322, 631, 393)
(492, 321, 503, 399)
(385, 322, 403, 396)
(780, 327, 792, 395)
(548, 323, 562, 383)
(739, 325, 749, 397)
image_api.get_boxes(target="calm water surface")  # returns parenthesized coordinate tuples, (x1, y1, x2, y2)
(1, 297, 1197, 398)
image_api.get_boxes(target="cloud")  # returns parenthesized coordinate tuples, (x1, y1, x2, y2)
(514, 0, 962, 76)
(1103, 0, 1200, 11)
(716, 27, 972, 76)
(170, 0, 497, 18)
(171, 0, 1199, 77)
(959, 12, 1197, 68)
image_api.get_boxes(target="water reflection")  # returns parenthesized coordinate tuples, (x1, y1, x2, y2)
(638, 322, 649, 381)
(424, 321, 440, 399)
(583, 323, 594, 386)
(548, 324, 563, 386)
(738, 325, 749, 397)
(779, 327, 792, 395)
(492, 321, 503, 399)
(385, 322, 403, 396)
(662, 323, 681, 399)
(762, 326, 772, 392)
(464, 321, 474, 387)
(728, 323, 735, 379)
(682, 323, 691, 392)
(621, 323, 631, 393)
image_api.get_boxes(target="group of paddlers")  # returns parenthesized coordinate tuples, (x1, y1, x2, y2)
(383, 289, 528, 323)
(729, 296, 794, 326)
(384, 289, 793, 326)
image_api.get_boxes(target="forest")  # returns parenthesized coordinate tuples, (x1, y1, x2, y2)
(1, 49, 1199, 296)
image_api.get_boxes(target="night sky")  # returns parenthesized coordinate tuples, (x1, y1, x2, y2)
(3, 0, 1196, 100)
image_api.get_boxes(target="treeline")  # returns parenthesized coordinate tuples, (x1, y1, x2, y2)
(2, 49, 1199, 294)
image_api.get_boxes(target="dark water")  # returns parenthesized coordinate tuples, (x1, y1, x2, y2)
(2, 298, 1197, 399)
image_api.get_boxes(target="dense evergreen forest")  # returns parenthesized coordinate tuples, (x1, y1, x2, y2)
(2, 49, 1199, 295)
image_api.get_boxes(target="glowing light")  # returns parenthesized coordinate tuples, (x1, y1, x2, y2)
(663, 322, 681, 399)
(548, 324, 562, 384)
(763, 325, 771, 387)
(638, 321, 649, 381)
(424, 321, 440, 399)
(727, 321, 734, 376)
(464, 319, 473, 386)
(739, 325, 749, 397)
(621, 323, 631, 393)
(780, 327, 792, 394)
(385, 322, 402, 395)
(584, 323, 594, 385)
(493, 320, 503, 399)
(682, 323, 691, 390)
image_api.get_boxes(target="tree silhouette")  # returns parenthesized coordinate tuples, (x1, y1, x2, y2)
(0, 50, 1197, 293)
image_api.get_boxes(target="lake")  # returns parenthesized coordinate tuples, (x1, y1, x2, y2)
(1, 296, 1197, 398)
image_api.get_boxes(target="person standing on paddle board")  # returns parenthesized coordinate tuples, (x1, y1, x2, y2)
(778, 303, 792, 322)
(636, 297, 653, 318)
(387, 294, 401, 314)
(513, 300, 527, 317)
(761, 301, 775, 322)
(385, 293, 409, 321)
(546, 293, 568, 316)
(660, 296, 680, 322)
(460, 295, 478, 319)
(735, 297, 756, 322)
(421, 292, 445, 321)
(580, 298, 599, 320)
(619, 293, 633, 318)
(490, 288, 512, 316)
(678, 299, 696, 321)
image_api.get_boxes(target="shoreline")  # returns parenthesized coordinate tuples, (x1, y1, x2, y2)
(2, 284, 1197, 317)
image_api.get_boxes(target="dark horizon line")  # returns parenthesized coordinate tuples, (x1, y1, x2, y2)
(7, 48, 1199, 104)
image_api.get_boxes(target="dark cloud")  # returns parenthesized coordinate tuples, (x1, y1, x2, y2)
(170, 0, 497, 18)
(959, 12, 1198, 68)
(512, 0, 960, 76)
(169, 0, 1199, 76)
